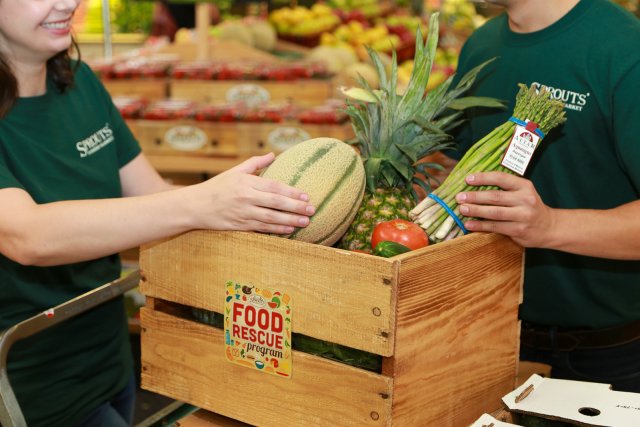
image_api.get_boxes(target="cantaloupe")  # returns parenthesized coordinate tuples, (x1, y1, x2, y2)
(307, 46, 358, 74)
(218, 22, 254, 47)
(249, 21, 277, 52)
(261, 138, 365, 246)
(341, 62, 379, 88)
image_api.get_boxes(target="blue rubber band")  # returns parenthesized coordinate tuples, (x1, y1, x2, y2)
(509, 117, 545, 139)
(428, 193, 469, 235)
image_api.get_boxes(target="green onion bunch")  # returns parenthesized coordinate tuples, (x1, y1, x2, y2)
(410, 84, 567, 243)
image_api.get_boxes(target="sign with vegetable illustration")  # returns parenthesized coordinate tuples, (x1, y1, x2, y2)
(224, 281, 292, 378)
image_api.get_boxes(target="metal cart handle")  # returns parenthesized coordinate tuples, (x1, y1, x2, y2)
(0, 270, 141, 427)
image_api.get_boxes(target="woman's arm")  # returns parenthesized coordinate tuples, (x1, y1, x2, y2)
(0, 153, 314, 266)
(119, 152, 178, 195)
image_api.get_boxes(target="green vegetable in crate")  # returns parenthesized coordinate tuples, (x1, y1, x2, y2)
(410, 84, 567, 243)
(260, 137, 365, 246)
(337, 13, 502, 252)
(371, 218, 429, 251)
(190, 308, 382, 372)
(372, 241, 411, 258)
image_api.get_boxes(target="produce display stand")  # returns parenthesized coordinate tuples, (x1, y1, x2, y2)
(144, 154, 247, 176)
(170, 79, 338, 108)
(126, 116, 353, 176)
(130, 119, 354, 158)
(139, 230, 523, 426)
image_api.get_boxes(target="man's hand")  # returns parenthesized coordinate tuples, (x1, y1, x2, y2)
(455, 171, 556, 248)
(455, 171, 640, 259)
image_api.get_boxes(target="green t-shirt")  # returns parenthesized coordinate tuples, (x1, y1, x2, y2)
(0, 62, 141, 426)
(449, 0, 640, 329)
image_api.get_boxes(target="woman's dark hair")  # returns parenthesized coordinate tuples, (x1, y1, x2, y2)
(0, 37, 81, 118)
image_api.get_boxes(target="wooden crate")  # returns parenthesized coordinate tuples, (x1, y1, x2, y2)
(129, 119, 355, 158)
(170, 80, 337, 108)
(139, 231, 523, 426)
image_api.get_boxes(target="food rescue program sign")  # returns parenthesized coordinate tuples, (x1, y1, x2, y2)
(224, 281, 292, 378)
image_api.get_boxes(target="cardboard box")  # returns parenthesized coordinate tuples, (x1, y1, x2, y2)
(502, 374, 640, 427)
(139, 231, 523, 426)
(469, 413, 520, 427)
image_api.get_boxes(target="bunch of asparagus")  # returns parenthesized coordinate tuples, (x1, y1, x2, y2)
(410, 84, 567, 242)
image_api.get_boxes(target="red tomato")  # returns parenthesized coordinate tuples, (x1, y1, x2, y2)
(371, 219, 429, 251)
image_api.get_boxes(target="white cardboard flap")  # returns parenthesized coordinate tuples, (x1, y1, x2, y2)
(469, 413, 522, 427)
(503, 374, 640, 427)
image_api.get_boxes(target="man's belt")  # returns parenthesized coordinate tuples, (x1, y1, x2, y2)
(520, 320, 640, 352)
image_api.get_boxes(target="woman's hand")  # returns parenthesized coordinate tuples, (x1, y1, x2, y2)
(186, 153, 315, 234)
(455, 171, 556, 248)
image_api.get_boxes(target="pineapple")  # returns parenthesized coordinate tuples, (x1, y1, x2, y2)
(338, 13, 502, 251)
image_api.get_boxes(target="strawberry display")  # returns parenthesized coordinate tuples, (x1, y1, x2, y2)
(106, 57, 174, 80)
(171, 61, 331, 81)
(171, 62, 256, 81)
(112, 96, 148, 119)
(194, 104, 240, 122)
(194, 103, 296, 123)
(140, 99, 197, 121)
(297, 100, 348, 124)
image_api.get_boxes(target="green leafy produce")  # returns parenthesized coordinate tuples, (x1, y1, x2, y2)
(411, 84, 567, 242)
(292, 334, 382, 372)
(112, 1, 153, 34)
(336, 13, 502, 252)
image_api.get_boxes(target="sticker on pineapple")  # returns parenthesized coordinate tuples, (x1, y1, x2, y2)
(226, 84, 270, 108)
(224, 281, 292, 378)
(164, 125, 207, 151)
(267, 127, 311, 153)
(501, 123, 541, 176)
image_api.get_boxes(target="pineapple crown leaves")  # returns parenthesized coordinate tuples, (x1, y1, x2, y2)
(342, 12, 503, 195)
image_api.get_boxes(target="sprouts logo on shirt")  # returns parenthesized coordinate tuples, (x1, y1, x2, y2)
(76, 123, 114, 158)
(532, 82, 590, 112)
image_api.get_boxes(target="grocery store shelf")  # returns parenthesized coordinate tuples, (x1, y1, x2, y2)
(146, 154, 247, 175)
(76, 33, 147, 44)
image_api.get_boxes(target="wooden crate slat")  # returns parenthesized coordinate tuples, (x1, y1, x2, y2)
(145, 155, 246, 175)
(170, 80, 336, 107)
(133, 120, 239, 157)
(178, 410, 250, 427)
(130, 120, 355, 159)
(140, 231, 396, 356)
(102, 79, 170, 100)
(389, 233, 523, 426)
(233, 122, 355, 156)
(141, 308, 393, 427)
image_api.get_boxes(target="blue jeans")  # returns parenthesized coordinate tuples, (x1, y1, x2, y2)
(520, 337, 640, 393)
(75, 373, 136, 427)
